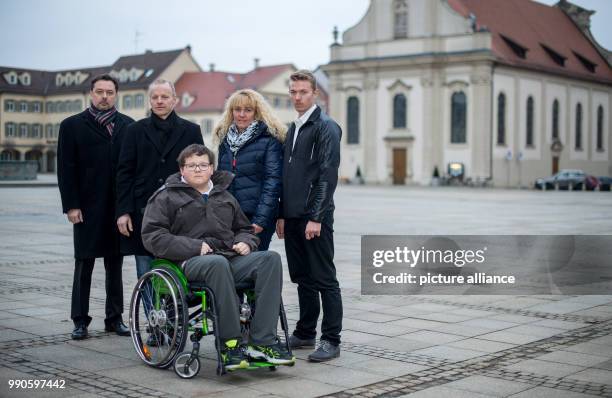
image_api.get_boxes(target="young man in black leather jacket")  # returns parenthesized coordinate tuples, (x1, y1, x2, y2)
(276, 70, 343, 362)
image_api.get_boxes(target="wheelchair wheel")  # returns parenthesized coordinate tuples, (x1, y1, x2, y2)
(174, 352, 200, 379)
(130, 268, 188, 369)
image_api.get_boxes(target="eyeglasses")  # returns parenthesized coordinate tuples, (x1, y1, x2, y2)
(184, 163, 211, 171)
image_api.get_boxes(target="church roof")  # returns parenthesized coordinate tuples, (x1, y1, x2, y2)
(448, 0, 612, 83)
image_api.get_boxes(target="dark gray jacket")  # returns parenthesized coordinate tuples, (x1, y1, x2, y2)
(141, 171, 259, 263)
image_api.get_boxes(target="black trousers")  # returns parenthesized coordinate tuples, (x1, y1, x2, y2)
(71, 256, 124, 327)
(284, 217, 342, 345)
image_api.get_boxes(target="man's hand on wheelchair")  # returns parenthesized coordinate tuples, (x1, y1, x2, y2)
(232, 242, 251, 256)
(201, 242, 213, 255)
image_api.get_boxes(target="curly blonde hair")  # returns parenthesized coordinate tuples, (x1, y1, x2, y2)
(213, 89, 287, 145)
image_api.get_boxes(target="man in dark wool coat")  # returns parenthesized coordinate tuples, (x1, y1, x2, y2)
(57, 74, 134, 340)
(116, 79, 203, 280)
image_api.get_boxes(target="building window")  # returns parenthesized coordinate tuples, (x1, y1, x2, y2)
(497, 93, 506, 145)
(73, 100, 82, 111)
(6, 73, 18, 85)
(31, 124, 42, 138)
(19, 123, 28, 137)
(575, 103, 582, 150)
(33, 101, 41, 113)
(451, 91, 467, 143)
(0, 150, 19, 160)
(393, 93, 407, 129)
(19, 101, 28, 113)
(347, 96, 359, 144)
(123, 95, 133, 110)
(202, 119, 213, 135)
(4, 100, 15, 112)
(394, 0, 408, 39)
(46, 101, 55, 113)
(286, 98, 292, 108)
(45, 124, 53, 138)
(273, 97, 281, 108)
(54, 124, 60, 138)
(597, 105, 604, 151)
(5, 122, 16, 137)
(135, 94, 144, 108)
(64, 100, 73, 112)
(526, 96, 534, 147)
(552, 99, 559, 140)
(57, 101, 65, 113)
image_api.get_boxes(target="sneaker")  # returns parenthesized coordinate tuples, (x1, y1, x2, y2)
(221, 339, 249, 370)
(246, 342, 295, 365)
(288, 334, 316, 349)
(308, 340, 340, 362)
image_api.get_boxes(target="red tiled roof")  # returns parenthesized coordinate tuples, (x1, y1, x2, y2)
(175, 64, 296, 113)
(448, 0, 612, 83)
(175, 71, 241, 112)
(240, 64, 294, 89)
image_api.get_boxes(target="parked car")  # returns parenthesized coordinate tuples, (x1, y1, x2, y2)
(534, 169, 586, 190)
(597, 176, 612, 191)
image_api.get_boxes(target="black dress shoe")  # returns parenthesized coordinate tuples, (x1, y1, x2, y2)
(71, 324, 88, 340)
(105, 320, 130, 336)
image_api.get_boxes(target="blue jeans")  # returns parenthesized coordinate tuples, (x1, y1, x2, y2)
(135, 255, 154, 317)
(135, 255, 154, 279)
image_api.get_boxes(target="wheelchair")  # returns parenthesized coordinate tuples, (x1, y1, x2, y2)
(129, 259, 293, 379)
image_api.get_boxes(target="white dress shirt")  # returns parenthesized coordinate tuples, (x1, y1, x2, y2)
(292, 104, 318, 151)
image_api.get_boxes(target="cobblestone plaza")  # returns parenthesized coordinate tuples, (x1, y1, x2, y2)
(1, 183, 611, 397)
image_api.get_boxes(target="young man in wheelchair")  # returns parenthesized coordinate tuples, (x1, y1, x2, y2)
(141, 144, 294, 369)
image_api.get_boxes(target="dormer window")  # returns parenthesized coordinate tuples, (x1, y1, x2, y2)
(541, 44, 566, 67)
(3, 71, 18, 85)
(181, 92, 195, 108)
(572, 51, 596, 73)
(394, 0, 408, 39)
(19, 72, 31, 86)
(500, 34, 528, 59)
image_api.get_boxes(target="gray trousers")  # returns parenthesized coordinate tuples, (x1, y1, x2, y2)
(183, 251, 282, 345)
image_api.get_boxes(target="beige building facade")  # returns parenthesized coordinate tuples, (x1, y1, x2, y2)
(323, 0, 612, 186)
(0, 47, 200, 172)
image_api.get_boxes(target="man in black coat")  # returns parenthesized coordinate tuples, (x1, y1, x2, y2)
(276, 70, 343, 362)
(57, 74, 134, 340)
(116, 79, 204, 279)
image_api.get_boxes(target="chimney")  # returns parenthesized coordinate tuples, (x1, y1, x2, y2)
(254, 58, 260, 69)
(186, 44, 192, 53)
(209, 63, 215, 72)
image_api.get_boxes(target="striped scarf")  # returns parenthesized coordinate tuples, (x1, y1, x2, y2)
(88, 104, 117, 136)
(226, 120, 260, 155)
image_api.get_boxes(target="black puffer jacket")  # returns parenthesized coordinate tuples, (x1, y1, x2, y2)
(141, 171, 259, 263)
(280, 106, 341, 222)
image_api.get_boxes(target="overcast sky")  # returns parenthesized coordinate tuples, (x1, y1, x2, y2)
(0, 0, 610, 73)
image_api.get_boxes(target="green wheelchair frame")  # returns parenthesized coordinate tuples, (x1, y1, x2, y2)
(129, 259, 292, 378)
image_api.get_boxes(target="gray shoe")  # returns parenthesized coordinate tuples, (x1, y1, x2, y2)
(308, 340, 340, 362)
(288, 335, 316, 349)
